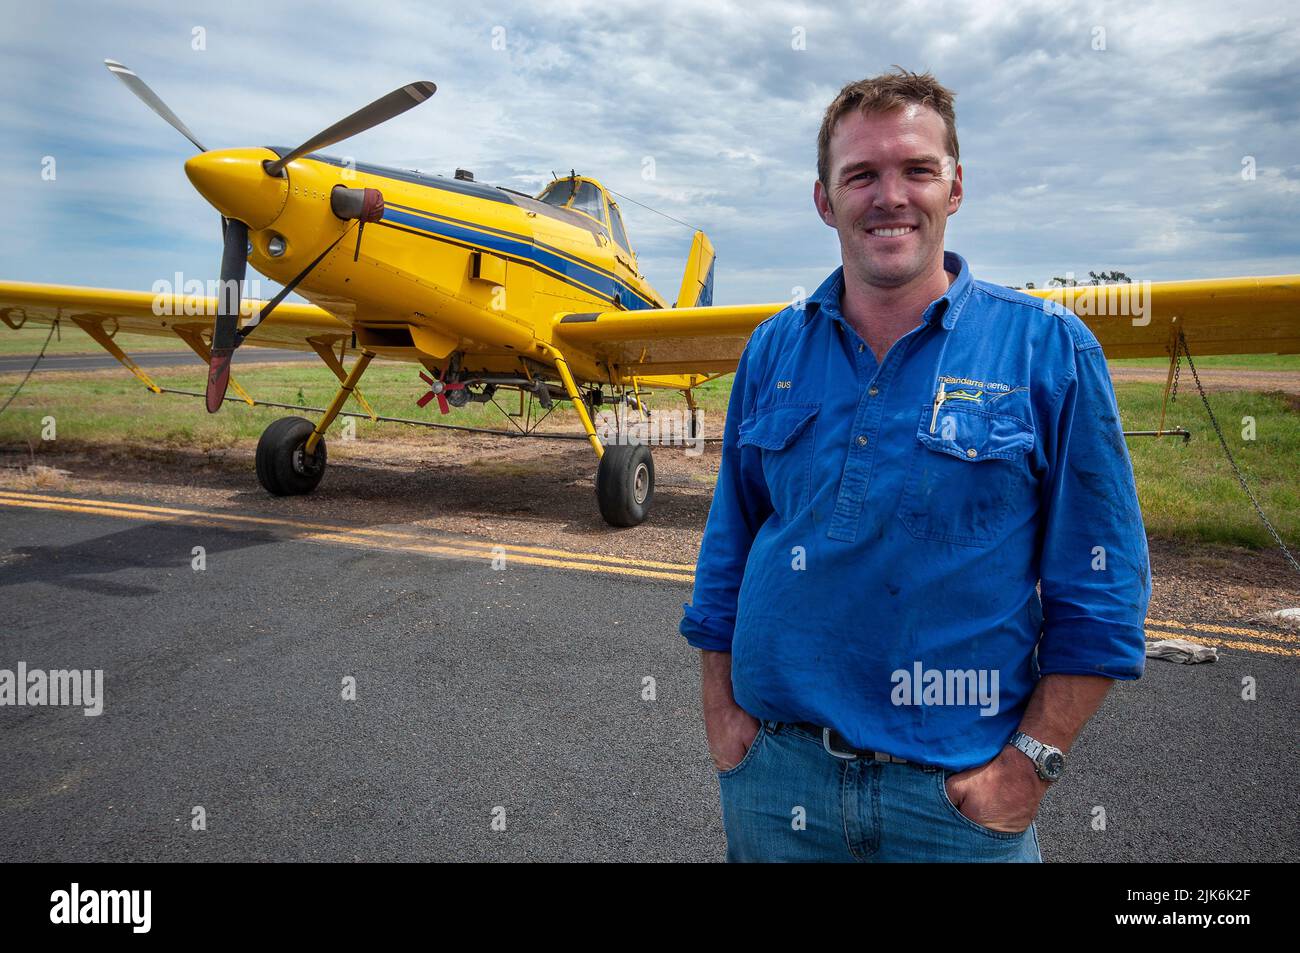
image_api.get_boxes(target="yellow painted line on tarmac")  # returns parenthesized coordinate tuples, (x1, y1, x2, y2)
(1146, 617, 1299, 645)
(3, 491, 1297, 650)
(0, 489, 697, 576)
(1145, 629, 1300, 659)
(0, 492, 696, 584)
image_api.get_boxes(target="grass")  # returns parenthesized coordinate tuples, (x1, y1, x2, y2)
(1, 358, 1296, 551)
(1115, 383, 1299, 549)
(1109, 354, 1300, 370)
(0, 362, 571, 451)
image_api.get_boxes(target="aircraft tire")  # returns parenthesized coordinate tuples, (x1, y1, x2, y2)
(256, 416, 327, 496)
(596, 443, 654, 527)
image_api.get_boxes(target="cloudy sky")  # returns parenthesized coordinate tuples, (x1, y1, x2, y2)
(2, 0, 1297, 306)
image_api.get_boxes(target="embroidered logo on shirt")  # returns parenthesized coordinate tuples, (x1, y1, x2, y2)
(939, 375, 1017, 392)
(930, 378, 1029, 432)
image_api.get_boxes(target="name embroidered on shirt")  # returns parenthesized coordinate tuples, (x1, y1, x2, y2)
(939, 375, 1013, 392)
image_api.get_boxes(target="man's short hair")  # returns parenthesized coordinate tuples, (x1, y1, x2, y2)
(816, 67, 959, 188)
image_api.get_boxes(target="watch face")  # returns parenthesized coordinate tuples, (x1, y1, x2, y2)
(1042, 752, 1065, 780)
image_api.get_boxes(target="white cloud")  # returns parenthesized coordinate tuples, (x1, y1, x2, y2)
(1, 0, 1295, 304)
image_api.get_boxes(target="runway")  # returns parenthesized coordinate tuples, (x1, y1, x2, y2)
(1, 489, 1296, 861)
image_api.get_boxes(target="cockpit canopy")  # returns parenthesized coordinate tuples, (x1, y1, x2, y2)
(537, 175, 634, 256)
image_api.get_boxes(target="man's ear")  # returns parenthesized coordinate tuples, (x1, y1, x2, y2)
(813, 179, 836, 227)
(947, 162, 963, 216)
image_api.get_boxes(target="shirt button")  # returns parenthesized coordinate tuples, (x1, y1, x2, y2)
(857, 435, 869, 447)
(966, 448, 977, 458)
(858, 343, 864, 353)
(868, 386, 879, 397)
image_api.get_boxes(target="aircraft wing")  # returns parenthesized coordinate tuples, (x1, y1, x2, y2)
(553, 274, 1300, 380)
(552, 302, 786, 378)
(0, 280, 353, 351)
(1027, 274, 1300, 358)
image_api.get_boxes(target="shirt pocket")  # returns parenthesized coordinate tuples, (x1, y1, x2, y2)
(898, 403, 1035, 547)
(737, 402, 820, 520)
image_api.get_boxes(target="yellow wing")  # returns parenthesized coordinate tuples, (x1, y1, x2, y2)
(553, 274, 1300, 381)
(0, 280, 352, 351)
(552, 302, 786, 379)
(1027, 275, 1300, 358)
(5, 273, 1297, 381)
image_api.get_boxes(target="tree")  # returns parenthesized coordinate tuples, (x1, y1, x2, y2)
(1087, 269, 1134, 284)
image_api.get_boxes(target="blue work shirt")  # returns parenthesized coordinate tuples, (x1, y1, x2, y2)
(680, 252, 1151, 771)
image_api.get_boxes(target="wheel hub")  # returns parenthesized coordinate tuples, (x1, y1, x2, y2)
(293, 443, 323, 476)
(633, 462, 649, 505)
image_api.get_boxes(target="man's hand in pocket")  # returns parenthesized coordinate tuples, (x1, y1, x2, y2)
(944, 745, 1050, 833)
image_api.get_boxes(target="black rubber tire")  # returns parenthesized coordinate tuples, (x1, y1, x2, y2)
(596, 443, 654, 527)
(256, 416, 327, 496)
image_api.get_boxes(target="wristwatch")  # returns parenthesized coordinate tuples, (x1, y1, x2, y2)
(1008, 731, 1066, 782)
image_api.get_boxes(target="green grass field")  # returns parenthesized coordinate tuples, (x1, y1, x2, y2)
(1109, 354, 1300, 370)
(0, 353, 1296, 551)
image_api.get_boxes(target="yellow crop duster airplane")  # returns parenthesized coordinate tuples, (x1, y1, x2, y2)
(2, 61, 1298, 526)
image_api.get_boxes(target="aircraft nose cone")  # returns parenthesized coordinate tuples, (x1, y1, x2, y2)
(184, 148, 289, 230)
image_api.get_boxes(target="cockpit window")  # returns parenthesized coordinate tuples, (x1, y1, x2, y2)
(537, 179, 606, 225)
(568, 182, 604, 222)
(608, 201, 632, 253)
(538, 180, 576, 208)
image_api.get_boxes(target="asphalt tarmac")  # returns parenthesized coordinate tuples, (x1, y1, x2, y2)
(0, 500, 1295, 862)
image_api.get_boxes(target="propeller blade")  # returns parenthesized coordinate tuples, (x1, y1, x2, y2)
(265, 81, 436, 177)
(206, 219, 248, 413)
(104, 59, 207, 152)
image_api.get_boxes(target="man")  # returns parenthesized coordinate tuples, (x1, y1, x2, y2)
(680, 69, 1151, 862)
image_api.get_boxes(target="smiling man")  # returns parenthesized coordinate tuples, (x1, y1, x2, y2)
(680, 69, 1152, 862)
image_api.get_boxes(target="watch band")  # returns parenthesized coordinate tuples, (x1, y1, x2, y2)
(1010, 731, 1043, 762)
(1009, 730, 1064, 781)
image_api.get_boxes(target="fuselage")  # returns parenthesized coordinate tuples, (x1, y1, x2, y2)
(184, 147, 667, 385)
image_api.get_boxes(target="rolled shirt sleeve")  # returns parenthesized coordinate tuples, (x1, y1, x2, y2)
(680, 342, 773, 652)
(1035, 339, 1151, 679)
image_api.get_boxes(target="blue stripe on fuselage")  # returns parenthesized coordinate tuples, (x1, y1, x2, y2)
(380, 206, 657, 311)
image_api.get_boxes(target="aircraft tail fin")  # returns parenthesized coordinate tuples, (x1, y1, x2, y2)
(674, 231, 715, 308)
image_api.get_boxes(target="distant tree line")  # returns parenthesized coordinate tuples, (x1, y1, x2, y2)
(1020, 270, 1135, 290)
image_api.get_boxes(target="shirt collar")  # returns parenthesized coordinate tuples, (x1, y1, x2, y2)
(799, 250, 973, 331)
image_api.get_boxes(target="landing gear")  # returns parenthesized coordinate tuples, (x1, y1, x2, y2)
(256, 416, 327, 495)
(255, 350, 373, 498)
(596, 443, 655, 527)
(532, 341, 657, 528)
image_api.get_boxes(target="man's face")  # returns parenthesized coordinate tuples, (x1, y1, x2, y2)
(813, 104, 962, 289)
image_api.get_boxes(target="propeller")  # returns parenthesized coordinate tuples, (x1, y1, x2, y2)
(264, 81, 436, 177)
(104, 59, 227, 240)
(105, 59, 207, 152)
(103, 59, 437, 412)
(416, 371, 466, 414)
(207, 219, 249, 412)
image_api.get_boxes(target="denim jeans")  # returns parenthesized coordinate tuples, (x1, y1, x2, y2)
(717, 721, 1043, 862)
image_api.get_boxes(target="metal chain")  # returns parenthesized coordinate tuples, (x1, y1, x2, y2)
(0, 319, 58, 416)
(1177, 331, 1300, 574)
(1170, 349, 1181, 402)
